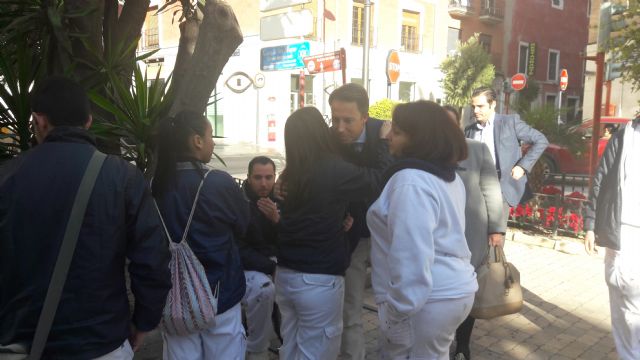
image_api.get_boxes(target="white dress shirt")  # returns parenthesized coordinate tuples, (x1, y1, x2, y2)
(473, 114, 497, 165)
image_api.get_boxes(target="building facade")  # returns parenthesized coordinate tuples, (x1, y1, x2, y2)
(139, 0, 454, 148)
(450, 0, 589, 122)
(583, 0, 639, 121)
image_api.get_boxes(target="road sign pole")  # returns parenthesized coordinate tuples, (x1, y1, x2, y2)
(362, 0, 371, 92)
(585, 52, 605, 184)
(557, 90, 563, 126)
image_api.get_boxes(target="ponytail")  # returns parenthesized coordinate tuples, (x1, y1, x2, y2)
(152, 110, 209, 197)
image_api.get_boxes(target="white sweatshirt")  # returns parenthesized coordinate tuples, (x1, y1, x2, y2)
(367, 169, 478, 317)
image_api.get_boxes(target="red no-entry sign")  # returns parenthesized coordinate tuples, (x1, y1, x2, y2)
(511, 73, 527, 91)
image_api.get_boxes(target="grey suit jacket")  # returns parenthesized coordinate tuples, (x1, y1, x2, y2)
(457, 139, 505, 268)
(464, 113, 549, 206)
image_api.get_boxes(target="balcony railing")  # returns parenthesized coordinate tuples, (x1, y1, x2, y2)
(448, 0, 473, 17)
(479, 6, 504, 24)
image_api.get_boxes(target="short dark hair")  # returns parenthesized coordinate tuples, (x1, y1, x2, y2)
(248, 156, 276, 175)
(328, 83, 369, 115)
(30, 76, 91, 127)
(471, 86, 497, 104)
(392, 101, 467, 166)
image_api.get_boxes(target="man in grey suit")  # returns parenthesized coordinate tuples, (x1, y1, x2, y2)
(464, 87, 549, 223)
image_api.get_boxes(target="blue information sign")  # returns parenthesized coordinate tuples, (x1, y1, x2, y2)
(260, 42, 310, 71)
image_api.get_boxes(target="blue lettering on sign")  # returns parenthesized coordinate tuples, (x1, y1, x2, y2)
(260, 42, 311, 71)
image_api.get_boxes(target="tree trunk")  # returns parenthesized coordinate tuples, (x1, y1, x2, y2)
(112, 0, 150, 84)
(171, 13, 202, 99)
(170, 0, 243, 115)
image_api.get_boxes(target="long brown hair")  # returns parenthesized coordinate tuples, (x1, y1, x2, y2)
(281, 107, 337, 211)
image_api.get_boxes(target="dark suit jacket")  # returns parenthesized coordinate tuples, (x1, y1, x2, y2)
(338, 118, 393, 252)
(464, 113, 548, 206)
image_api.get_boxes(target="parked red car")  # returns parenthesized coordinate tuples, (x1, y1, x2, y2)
(539, 117, 631, 175)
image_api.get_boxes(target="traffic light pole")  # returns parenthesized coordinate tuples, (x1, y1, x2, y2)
(585, 51, 605, 185)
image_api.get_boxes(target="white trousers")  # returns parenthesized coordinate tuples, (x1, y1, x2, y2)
(605, 224, 640, 360)
(275, 266, 344, 360)
(340, 237, 370, 360)
(378, 295, 474, 360)
(162, 303, 246, 360)
(242, 270, 276, 353)
(93, 340, 134, 360)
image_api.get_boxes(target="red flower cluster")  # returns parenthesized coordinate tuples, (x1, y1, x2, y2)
(509, 189, 587, 234)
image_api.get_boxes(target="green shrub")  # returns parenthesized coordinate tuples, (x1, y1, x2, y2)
(369, 99, 401, 120)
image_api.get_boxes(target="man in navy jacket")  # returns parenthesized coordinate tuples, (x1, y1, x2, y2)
(238, 156, 280, 360)
(0, 76, 172, 359)
(329, 83, 393, 360)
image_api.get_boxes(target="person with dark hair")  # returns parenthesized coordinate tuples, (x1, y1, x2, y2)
(328, 83, 393, 360)
(445, 103, 505, 360)
(275, 106, 377, 360)
(0, 76, 172, 359)
(238, 156, 280, 360)
(152, 110, 250, 359)
(465, 86, 548, 224)
(367, 100, 478, 359)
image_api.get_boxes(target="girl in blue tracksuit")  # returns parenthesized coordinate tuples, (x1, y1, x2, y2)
(152, 110, 250, 360)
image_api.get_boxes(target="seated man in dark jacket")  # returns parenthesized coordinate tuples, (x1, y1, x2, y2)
(239, 156, 280, 360)
(0, 76, 172, 359)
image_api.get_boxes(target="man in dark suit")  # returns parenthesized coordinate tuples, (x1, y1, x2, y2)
(329, 83, 393, 360)
(464, 86, 548, 224)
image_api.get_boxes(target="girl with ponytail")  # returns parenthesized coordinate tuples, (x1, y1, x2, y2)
(152, 110, 250, 359)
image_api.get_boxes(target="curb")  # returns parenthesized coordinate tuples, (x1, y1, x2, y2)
(506, 229, 603, 257)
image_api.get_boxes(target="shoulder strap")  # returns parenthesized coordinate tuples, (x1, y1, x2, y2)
(153, 170, 211, 245)
(29, 151, 107, 360)
(180, 170, 211, 243)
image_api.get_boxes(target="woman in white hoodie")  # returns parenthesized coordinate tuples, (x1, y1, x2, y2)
(367, 101, 478, 360)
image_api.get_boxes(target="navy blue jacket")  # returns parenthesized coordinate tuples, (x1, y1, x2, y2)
(337, 118, 393, 252)
(277, 155, 378, 275)
(238, 181, 279, 275)
(0, 127, 172, 360)
(154, 163, 249, 314)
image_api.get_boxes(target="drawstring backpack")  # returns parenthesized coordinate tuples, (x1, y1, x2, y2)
(154, 170, 220, 335)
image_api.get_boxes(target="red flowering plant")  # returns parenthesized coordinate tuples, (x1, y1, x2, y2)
(508, 186, 587, 236)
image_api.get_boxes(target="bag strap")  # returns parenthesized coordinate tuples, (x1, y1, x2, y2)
(153, 170, 211, 245)
(180, 170, 211, 243)
(29, 151, 106, 360)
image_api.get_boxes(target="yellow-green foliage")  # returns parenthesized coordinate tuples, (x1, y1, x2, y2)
(369, 99, 402, 120)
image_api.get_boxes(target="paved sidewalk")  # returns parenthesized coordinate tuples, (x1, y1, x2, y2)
(135, 239, 616, 360)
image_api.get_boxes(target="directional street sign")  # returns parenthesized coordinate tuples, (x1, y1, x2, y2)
(303, 49, 346, 74)
(260, 42, 310, 71)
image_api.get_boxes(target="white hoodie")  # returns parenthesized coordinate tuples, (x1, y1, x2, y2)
(367, 169, 478, 318)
